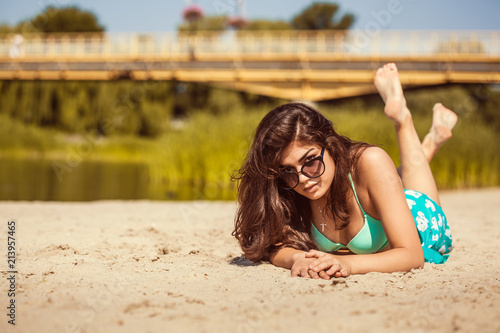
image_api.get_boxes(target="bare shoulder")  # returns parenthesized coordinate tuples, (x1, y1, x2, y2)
(356, 147, 395, 171)
(354, 146, 399, 187)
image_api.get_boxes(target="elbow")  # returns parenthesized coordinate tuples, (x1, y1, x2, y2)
(413, 247, 425, 270)
(415, 257, 425, 270)
(268, 252, 278, 266)
(401, 246, 425, 271)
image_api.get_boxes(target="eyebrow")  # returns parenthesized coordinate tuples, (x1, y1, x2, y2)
(298, 148, 315, 162)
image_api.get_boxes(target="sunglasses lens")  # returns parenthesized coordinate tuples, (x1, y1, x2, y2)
(280, 172, 299, 189)
(303, 159, 324, 177)
(278, 149, 326, 189)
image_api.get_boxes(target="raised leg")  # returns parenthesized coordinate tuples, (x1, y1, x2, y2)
(374, 63, 442, 205)
(421, 103, 458, 162)
(395, 102, 458, 177)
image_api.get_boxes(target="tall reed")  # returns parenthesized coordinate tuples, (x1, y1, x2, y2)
(1, 104, 499, 200)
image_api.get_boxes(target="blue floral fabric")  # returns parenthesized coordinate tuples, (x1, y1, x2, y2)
(404, 189, 453, 264)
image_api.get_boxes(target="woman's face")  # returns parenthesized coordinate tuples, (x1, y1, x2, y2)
(279, 141, 335, 201)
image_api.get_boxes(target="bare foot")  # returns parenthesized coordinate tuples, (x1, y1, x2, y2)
(421, 103, 458, 161)
(373, 63, 410, 126)
(432, 103, 458, 132)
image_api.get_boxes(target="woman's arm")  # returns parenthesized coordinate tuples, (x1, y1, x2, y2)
(308, 147, 425, 277)
(269, 247, 304, 269)
(352, 147, 425, 271)
(270, 247, 332, 279)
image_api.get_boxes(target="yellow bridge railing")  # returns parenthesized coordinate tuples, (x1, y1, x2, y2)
(1, 30, 499, 101)
(1, 30, 499, 59)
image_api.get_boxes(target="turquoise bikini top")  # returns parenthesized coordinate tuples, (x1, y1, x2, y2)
(311, 173, 389, 254)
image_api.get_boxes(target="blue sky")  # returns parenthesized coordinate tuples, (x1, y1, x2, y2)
(1, 0, 500, 32)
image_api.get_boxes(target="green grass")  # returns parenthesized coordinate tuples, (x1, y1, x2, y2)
(1, 104, 499, 200)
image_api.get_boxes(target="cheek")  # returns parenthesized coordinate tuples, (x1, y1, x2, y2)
(323, 161, 335, 184)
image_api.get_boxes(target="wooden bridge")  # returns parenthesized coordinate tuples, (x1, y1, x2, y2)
(1, 30, 499, 101)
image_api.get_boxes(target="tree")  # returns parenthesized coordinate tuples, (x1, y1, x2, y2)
(18, 6, 105, 33)
(246, 20, 292, 31)
(0, 24, 13, 33)
(178, 15, 228, 32)
(292, 3, 354, 30)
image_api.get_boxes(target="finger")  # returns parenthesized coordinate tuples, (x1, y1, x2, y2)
(305, 250, 326, 258)
(318, 271, 330, 280)
(315, 263, 334, 273)
(333, 271, 343, 278)
(306, 249, 326, 257)
(300, 268, 310, 278)
(311, 260, 338, 272)
(308, 256, 332, 269)
(325, 263, 342, 275)
(291, 269, 299, 277)
(304, 250, 319, 258)
(308, 269, 320, 279)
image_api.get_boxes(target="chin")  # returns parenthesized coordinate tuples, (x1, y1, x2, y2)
(301, 193, 322, 201)
(298, 183, 327, 201)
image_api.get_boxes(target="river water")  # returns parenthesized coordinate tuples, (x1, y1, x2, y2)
(0, 157, 236, 201)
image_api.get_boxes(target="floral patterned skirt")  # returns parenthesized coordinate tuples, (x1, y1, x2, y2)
(405, 189, 453, 264)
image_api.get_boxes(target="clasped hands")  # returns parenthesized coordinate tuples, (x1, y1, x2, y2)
(291, 249, 350, 279)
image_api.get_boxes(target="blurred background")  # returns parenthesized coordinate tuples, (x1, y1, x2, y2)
(0, 0, 499, 201)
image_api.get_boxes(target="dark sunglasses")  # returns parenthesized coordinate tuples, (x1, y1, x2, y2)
(278, 147, 326, 189)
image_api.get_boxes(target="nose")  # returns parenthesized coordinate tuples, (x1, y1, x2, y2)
(297, 172, 309, 184)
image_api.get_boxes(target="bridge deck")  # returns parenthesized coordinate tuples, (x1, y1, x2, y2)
(1, 30, 499, 100)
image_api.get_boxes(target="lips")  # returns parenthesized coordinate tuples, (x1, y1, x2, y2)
(303, 182, 319, 192)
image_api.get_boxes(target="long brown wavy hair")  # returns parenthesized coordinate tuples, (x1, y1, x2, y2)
(232, 102, 373, 262)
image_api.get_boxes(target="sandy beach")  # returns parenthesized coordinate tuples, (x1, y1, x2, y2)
(1, 188, 500, 333)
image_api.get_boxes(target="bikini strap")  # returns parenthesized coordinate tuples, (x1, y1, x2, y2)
(348, 173, 367, 215)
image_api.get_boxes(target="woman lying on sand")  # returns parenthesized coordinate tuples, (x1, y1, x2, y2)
(233, 63, 456, 279)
